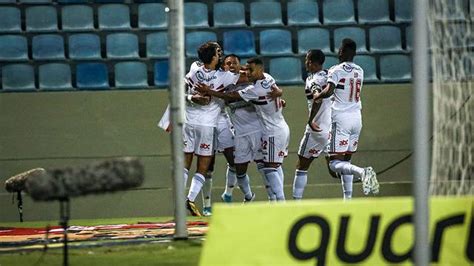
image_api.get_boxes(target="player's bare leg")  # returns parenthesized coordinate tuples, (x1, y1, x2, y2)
(235, 162, 255, 202)
(256, 160, 276, 201)
(221, 147, 237, 202)
(186, 155, 213, 216)
(263, 162, 285, 201)
(293, 155, 315, 200)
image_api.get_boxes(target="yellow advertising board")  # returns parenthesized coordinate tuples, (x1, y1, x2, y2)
(200, 197, 473, 266)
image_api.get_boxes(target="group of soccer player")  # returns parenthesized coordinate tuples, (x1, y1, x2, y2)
(180, 38, 379, 217)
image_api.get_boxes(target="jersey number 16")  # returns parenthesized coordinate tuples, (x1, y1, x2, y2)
(349, 78, 361, 102)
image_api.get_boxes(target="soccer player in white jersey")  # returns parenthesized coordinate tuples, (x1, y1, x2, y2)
(292, 49, 332, 199)
(195, 58, 289, 201)
(184, 42, 240, 216)
(311, 38, 379, 198)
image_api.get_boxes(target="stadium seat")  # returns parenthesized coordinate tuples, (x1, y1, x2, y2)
(106, 33, 139, 59)
(20, 0, 52, 3)
(379, 54, 411, 82)
(369, 26, 403, 52)
(2, 64, 36, 91)
(259, 29, 293, 56)
(405, 25, 412, 50)
(146, 32, 169, 58)
(323, 0, 356, 25)
(358, 0, 391, 24)
(269, 57, 303, 85)
(0, 35, 28, 61)
(32, 35, 65, 60)
(287, 0, 320, 26)
(223, 30, 256, 57)
(154, 60, 169, 87)
(185, 31, 217, 58)
(323, 56, 339, 69)
(394, 0, 412, 22)
(333, 27, 368, 53)
(184, 2, 209, 28)
(61, 5, 94, 32)
(26, 6, 58, 32)
(115, 62, 148, 89)
(138, 3, 167, 29)
(213, 2, 246, 28)
(250, 1, 283, 27)
(354, 55, 378, 82)
(58, 0, 89, 3)
(93, 0, 125, 3)
(98, 4, 131, 30)
(39, 63, 73, 90)
(0, 0, 17, 3)
(0, 7, 21, 33)
(297, 28, 331, 54)
(76, 63, 109, 89)
(68, 34, 101, 60)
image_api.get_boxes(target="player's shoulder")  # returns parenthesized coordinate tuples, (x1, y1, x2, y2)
(260, 73, 276, 88)
(307, 70, 327, 84)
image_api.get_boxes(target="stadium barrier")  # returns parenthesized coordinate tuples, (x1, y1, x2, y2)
(201, 197, 473, 266)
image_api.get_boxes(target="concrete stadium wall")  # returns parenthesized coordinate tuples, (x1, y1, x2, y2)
(0, 84, 413, 222)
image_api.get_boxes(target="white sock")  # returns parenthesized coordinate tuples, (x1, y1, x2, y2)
(341, 174, 353, 200)
(237, 173, 253, 200)
(257, 162, 276, 201)
(277, 166, 284, 187)
(263, 167, 285, 201)
(183, 168, 189, 188)
(293, 170, 308, 199)
(224, 165, 237, 196)
(202, 177, 212, 208)
(329, 160, 364, 178)
(187, 173, 205, 202)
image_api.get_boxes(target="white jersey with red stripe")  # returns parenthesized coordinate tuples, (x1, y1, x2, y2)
(305, 70, 331, 133)
(327, 62, 364, 114)
(238, 73, 288, 135)
(225, 82, 262, 137)
(185, 63, 239, 127)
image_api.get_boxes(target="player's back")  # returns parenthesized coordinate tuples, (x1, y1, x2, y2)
(305, 70, 331, 133)
(327, 62, 364, 113)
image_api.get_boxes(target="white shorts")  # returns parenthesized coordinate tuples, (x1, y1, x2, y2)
(261, 125, 290, 164)
(215, 113, 234, 152)
(183, 124, 215, 156)
(329, 111, 362, 154)
(297, 129, 331, 158)
(234, 131, 262, 164)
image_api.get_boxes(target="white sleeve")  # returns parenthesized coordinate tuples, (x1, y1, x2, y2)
(327, 67, 340, 85)
(237, 85, 259, 102)
(222, 71, 240, 87)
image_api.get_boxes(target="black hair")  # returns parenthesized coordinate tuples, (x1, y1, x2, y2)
(246, 57, 264, 67)
(341, 38, 357, 57)
(197, 42, 218, 64)
(224, 54, 241, 62)
(307, 49, 325, 65)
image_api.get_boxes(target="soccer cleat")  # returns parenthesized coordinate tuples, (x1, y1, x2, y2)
(361, 167, 379, 195)
(221, 193, 232, 203)
(202, 207, 212, 217)
(243, 192, 256, 203)
(186, 199, 202, 217)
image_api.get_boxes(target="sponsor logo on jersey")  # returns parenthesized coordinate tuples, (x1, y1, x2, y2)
(342, 64, 354, 72)
(195, 70, 218, 82)
(308, 149, 320, 155)
(339, 139, 348, 146)
(261, 79, 271, 89)
(278, 151, 286, 157)
(200, 143, 211, 150)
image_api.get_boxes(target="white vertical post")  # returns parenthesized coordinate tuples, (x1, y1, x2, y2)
(167, 0, 187, 239)
(412, 0, 430, 265)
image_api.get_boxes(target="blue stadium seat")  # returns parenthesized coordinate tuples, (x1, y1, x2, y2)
(115, 62, 148, 89)
(369, 26, 403, 52)
(214, 2, 246, 28)
(61, 5, 94, 32)
(358, 0, 391, 24)
(26, 6, 58, 32)
(297, 28, 331, 54)
(395, 0, 412, 22)
(93, 0, 125, 3)
(32, 35, 65, 60)
(333, 27, 368, 53)
(147, 32, 169, 58)
(354, 55, 378, 82)
(68, 34, 101, 60)
(98, 4, 130, 30)
(405, 25, 412, 50)
(250, 2, 282, 27)
(287, 0, 320, 26)
(20, 0, 52, 3)
(58, 0, 88, 3)
(184, 2, 208, 28)
(259, 29, 293, 56)
(380, 54, 411, 82)
(76, 63, 109, 89)
(223, 30, 256, 57)
(39, 63, 73, 90)
(185, 31, 217, 58)
(106, 33, 139, 59)
(0, 7, 21, 33)
(269, 57, 303, 85)
(323, 56, 339, 69)
(154, 60, 169, 87)
(0, 35, 28, 61)
(2, 64, 35, 91)
(323, 0, 356, 25)
(0, 0, 17, 3)
(138, 3, 167, 29)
